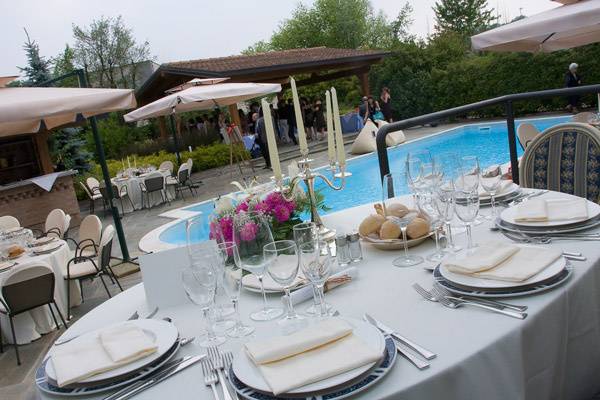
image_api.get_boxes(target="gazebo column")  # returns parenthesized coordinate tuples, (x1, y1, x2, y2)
(34, 132, 54, 174)
(358, 70, 370, 96)
(158, 116, 169, 139)
(228, 104, 242, 128)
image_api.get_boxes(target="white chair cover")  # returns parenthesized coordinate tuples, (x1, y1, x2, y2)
(517, 123, 540, 149)
(0, 216, 20, 230)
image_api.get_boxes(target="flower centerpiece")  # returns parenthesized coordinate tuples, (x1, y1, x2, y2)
(209, 183, 328, 241)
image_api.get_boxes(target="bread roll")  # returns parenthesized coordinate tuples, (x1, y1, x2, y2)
(379, 219, 401, 239)
(406, 217, 430, 239)
(359, 214, 385, 236)
(385, 203, 409, 218)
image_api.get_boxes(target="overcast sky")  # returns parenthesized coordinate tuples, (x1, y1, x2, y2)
(0, 0, 558, 77)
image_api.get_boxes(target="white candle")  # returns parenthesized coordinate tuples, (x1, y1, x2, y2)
(290, 77, 308, 156)
(331, 87, 345, 167)
(325, 90, 335, 163)
(261, 99, 282, 182)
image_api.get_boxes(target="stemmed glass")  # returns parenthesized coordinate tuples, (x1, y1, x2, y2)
(457, 156, 480, 192)
(292, 222, 332, 316)
(299, 240, 333, 318)
(264, 240, 306, 333)
(418, 194, 445, 262)
(233, 212, 283, 321)
(454, 189, 480, 251)
(479, 164, 502, 219)
(435, 155, 462, 253)
(181, 263, 226, 347)
(216, 241, 254, 337)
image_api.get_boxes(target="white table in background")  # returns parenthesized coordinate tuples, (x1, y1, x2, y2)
(37, 194, 600, 399)
(111, 170, 174, 212)
(0, 241, 82, 345)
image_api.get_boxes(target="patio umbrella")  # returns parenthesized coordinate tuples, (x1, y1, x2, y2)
(0, 85, 137, 261)
(471, 0, 600, 52)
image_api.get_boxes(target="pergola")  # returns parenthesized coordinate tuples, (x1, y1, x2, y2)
(135, 47, 389, 132)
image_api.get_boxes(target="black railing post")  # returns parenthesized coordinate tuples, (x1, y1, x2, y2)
(505, 100, 519, 184)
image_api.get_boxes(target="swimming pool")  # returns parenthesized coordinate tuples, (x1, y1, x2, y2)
(153, 115, 570, 247)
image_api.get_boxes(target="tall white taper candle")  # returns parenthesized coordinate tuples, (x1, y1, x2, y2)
(290, 77, 308, 156)
(331, 87, 346, 167)
(325, 90, 336, 163)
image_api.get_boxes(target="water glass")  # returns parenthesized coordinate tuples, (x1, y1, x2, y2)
(299, 240, 333, 317)
(181, 264, 226, 347)
(457, 155, 480, 192)
(216, 242, 254, 337)
(479, 165, 502, 219)
(418, 195, 445, 262)
(233, 212, 283, 321)
(264, 240, 306, 333)
(454, 189, 480, 250)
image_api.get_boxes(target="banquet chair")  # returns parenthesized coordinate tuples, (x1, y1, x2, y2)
(0, 215, 20, 230)
(140, 172, 169, 209)
(99, 183, 135, 216)
(44, 209, 70, 239)
(64, 225, 122, 319)
(86, 177, 102, 197)
(520, 122, 600, 203)
(167, 164, 195, 200)
(0, 263, 68, 365)
(571, 111, 596, 123)
(186, 158, 202, 189)
(517, 123, 540, 150)
(79, 181, 104, 215)
(159, 160, 174, 174)
(65, 215, 102, 258)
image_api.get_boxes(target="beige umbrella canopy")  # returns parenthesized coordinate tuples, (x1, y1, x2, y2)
(124, 82, 281, 122)
(0, 87, 136, 137)
(471, 0, 600, 52)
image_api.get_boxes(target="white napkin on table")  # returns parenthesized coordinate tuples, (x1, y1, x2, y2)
(473, 246, 562, 282)
(514, 198, 588, 222)
(245, 319, 380, 395)
(443, 242, 519, 274)
(51, 325, 157, 387)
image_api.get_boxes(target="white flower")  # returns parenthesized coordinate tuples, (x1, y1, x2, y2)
(214, 196, 234, 214)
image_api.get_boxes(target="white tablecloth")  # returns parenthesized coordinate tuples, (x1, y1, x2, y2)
(112, 170, 175, 212)
(0, 241, 82, 345)
(36, 195, 600, 399)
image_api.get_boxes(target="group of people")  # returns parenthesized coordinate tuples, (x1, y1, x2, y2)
(358, 87, 393, 125)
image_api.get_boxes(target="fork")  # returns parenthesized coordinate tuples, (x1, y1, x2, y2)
(201, 358, 221, 400)
(208, 347, 234, 400)
(429, 286, 527, 319)
(222, 351, 238, 399)
(432, 283, 528, 312)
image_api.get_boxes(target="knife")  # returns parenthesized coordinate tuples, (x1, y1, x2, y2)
(364, 314, 436, 360)
(106, 355, 203, 400)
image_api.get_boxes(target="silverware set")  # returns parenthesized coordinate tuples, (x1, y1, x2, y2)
(413, 283, 528, 319)
(497, 189, 548, 207)
(202, 347, 237, 400)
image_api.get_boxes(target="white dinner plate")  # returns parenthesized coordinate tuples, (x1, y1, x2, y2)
(479, 182, 519, 200)
(232, 317, 385, 395)
(45, 319, 178, 385)
(31, 236, 56, 246)
(500, 191, 600, 227)
(439, 246, 566, 290)
(33, 242, 63, 255)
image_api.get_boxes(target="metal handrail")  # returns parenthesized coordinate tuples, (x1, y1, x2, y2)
(376, 83, 600, 184)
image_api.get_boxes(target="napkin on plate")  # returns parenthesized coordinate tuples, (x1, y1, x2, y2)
(473, 246, 562, 282)
(478, 179, 512, 197)
(514, 197, 588, 222)
(245, 319, 380, 395)
(242, 271, 306, 292)
(442, 242, 519, 274)
(51, 325, 157, 387)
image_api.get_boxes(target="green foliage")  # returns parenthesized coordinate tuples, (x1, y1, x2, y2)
(18, 28, 51, 86)
(52, 44, 79, 87)
(50, 127, 92, 173)
(433, 0, 495, 36)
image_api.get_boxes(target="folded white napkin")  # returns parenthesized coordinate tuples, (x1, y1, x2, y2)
(245, 319, 380, 395)
(51, 325, 157, 387)
(514, 198, 588, 222)
(443, 242, 519, 274)
(473, 246, 562, 282)
(243, 271, 306, 292)
(478, 179, 512, 197)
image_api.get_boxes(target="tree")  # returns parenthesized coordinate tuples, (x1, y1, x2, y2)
(433, 0, 494, 36)
(52, 44, 79, 87)
(18, 28, 51, 86)
(50, 128, 92, 173)
(72, 16, 152, 89)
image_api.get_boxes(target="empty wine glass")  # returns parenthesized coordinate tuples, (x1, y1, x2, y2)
(299, 240, 333, 318)
(233, 212, 283, 321)
(181, 264, 226, 347)
(454, 189, 480, 251)
(216, 241, 254, 337)
(418, 194, 445, 262)
(479, 164, 502, 219)
(264, 240, 306, 333)
(457, 155, 480, 192)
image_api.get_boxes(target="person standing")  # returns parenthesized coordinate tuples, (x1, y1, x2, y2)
(380, 87, 393, 122)
(277, 99, 291, 144)
(286, 99, 298, 145)
(302, 98, 316, 141)
(565, 62, 582, 113)
(367, 96, 380, 123)
(254, 109, 272, 170)
(313, 99, 326, 141)
(358, 96, 369, 124)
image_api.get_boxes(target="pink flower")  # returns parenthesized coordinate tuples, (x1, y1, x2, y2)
(235, 201, 249, 213)
(219, 216, 233, 242)
(254, 201, 270, 214)
(273, 205, 291, 223)
(239, 221, 258, 241)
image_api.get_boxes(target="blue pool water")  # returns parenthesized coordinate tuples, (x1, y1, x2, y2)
(159, 115, 570, 245)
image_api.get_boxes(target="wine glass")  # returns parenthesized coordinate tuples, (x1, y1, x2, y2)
(233, 212, 283, 321)
(457, 156, 480, 192)
(181, 264, 226, 347)
(418, 194, 445, 262)
(264, 240, 306, 333)
(216, 241, 254, 337)
(479, 164, 502, 219)
(435, 154, 462, 253)
(454, 189, 480, 251)
(299, 240, 333, 318)
(292, 222, 331, 316)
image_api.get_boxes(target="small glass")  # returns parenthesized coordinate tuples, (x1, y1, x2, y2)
(264, 240, 306, 333)
(347, 232, 363, 262)
(299, 240, 333, 318)
(335, 234, 351, 267)
(479, 165, 502, 219)
(455, 189, 480, 251)
(418, 195, 445, 263)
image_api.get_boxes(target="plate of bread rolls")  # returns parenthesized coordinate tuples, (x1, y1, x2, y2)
(358, 202, 434, 250)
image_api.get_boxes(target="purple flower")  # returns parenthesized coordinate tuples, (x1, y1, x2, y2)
(239, 221, 258, 241)
(254, 201, 270, 214)
(273, 205, 291, 223)
(236, 201, 249, 213)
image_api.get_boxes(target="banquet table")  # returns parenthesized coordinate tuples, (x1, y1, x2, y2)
(36, 194, 600, 400)
(111, 170, 174, 212)
(0, 241, 82, 345)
